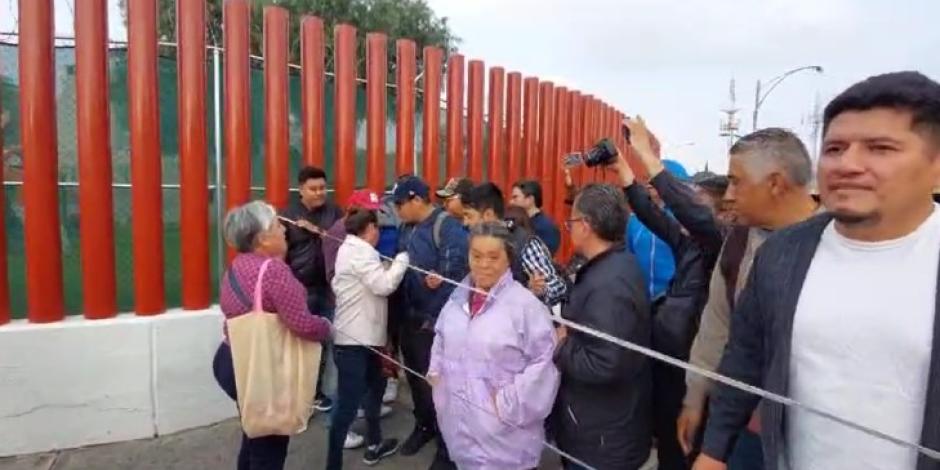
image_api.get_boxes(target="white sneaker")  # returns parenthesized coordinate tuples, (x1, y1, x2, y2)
(383, 379, 399, 404)
(357, 405, 393, 419)
(344, 431, 365, 449)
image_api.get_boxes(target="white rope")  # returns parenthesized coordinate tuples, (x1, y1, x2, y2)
(289, 214, 940, 462)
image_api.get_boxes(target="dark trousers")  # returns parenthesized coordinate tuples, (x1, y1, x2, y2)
(213, 343, 290, 470)
(326, 345, 386, 470)
(652, 360, 690, 470)
(308, 293, 335, 400)
(400, 317, 437, 431)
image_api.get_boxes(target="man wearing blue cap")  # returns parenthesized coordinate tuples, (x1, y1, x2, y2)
(391, 175, 468, 470)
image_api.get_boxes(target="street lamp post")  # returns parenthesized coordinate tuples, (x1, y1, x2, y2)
(752, 65, 823, 130)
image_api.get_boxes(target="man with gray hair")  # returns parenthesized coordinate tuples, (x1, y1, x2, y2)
(677, 128, 818, 468)
(553, 183, 653, 469)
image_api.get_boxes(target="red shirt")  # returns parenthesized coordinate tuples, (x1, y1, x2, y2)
(469, 290, 487, 318)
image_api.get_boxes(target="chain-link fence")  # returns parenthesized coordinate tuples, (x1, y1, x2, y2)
(0, 39, 454, 319)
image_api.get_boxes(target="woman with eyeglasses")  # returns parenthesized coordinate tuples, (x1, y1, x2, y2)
(428, 222, 560, 470)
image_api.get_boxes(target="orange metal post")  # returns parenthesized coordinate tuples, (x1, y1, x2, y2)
(334, 24, 357, 205)
(128, 0, 164, 315)
(544, 85, 565, 219)
(301, 16, 325, 168)
(445, 54, 465, 178)
(264, 7, 289, 209)
(467, 60, 485, 182)
(74, 0, 115, 319)
(536, 81, 555, 182)
(395, 40, 416, 177)
(224, 0, 251, 217)
(522, 77, 539, 177)
(421, 47, 443, 186)
(19, 0, 63, 322)
(578, 95, 592, 187)
(486, 67, 505, 187)
(177, 0, 209, 309)
(506, 72, 523, 189)
(366, 33, 387, 193)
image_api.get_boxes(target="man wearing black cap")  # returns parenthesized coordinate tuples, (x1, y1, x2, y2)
(392, 175, 468, 470)
(435, 177, 474, 221)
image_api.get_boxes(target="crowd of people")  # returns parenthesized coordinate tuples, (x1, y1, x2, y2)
(213, 70, 940, 470)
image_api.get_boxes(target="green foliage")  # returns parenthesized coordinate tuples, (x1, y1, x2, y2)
(118, 0, 459, 74)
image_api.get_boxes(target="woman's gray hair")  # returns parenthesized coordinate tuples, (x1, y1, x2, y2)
(223, 200, 278, 253)
(468, 221, 516, 263)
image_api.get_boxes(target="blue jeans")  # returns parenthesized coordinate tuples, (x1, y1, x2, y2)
(727, 430, 764, 470)
(326, 345, 386, 470)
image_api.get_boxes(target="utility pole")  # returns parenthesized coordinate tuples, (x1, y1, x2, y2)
(719, 78, 741, 151)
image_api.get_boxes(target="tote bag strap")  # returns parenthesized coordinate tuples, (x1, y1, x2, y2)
(253, 259, 273, 312)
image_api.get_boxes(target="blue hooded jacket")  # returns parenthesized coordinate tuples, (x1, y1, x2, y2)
(626, 159, 690, 300)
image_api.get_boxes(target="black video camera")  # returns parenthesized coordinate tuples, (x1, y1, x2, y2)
(564, 138, 618, 168)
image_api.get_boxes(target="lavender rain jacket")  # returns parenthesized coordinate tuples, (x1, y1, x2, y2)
(428, 271, 560, 469)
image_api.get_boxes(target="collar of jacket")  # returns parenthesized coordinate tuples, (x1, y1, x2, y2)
(576, 242, 627, 278)
(344, 234, 373, 249)
(449, 269, 514, 314)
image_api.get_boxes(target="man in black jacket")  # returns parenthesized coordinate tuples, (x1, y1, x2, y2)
(694, 72, 940, 470)
(616, 117, 725, 470)
(280, 166, 344, 410)
(553, 183, 653, 470)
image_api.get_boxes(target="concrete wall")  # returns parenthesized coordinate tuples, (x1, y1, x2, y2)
(0, 308, 237, 457)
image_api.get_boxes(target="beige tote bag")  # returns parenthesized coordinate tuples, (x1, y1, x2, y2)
(227, 259, 322, 438)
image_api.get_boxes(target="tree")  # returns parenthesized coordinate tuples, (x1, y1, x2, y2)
(118, 0, 460, 74)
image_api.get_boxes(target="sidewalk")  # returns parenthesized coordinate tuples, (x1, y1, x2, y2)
(0, 396, 658, 470)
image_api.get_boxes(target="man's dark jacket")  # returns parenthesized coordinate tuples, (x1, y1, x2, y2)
(279, 198, 344, 307)
(703, 213, 940, 470)
(397, 208, 469, 323)
(624, 171, 725, 358)
(553, 245, 653, 470)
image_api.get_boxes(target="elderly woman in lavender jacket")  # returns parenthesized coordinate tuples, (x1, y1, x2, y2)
(428, 222, 560, 469)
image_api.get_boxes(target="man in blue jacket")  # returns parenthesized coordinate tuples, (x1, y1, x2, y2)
(626, 159, 690, 301)
(392, 176, 468, 470)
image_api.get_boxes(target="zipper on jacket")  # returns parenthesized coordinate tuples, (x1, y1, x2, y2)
(567, 405, 579, 426)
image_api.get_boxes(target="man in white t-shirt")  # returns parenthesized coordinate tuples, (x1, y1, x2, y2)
(693, 71, 940, 470)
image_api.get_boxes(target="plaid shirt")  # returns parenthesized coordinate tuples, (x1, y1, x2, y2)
(519, 236, 567, 306)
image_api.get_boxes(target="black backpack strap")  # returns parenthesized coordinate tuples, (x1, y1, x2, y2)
(227, 268, 252, 309)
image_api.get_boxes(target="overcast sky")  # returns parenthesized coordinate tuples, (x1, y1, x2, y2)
(2, 0, 939, 174)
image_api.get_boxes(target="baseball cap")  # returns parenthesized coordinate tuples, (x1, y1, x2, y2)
(435, 177, 474, 199)
(391, 176, 430, 204)
(662, 159, 691, 182)
(347, 189, 382, 210)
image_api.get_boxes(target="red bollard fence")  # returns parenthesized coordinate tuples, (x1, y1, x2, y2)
(223, 0, 251, 228)
(301, 16, 326, 169)
(19, 0, 64, 323)
(75, 0, 116, 319)
(486, 67, 506, 187)
(467, 60, 485, 183)
(422, 47, 443, 187)
(178, 0, 210, 310)
(396, 40, 417, 177)
(264, 7, 290, 209)
(366, 33, 388, 193)
(537, 82, 555, 183)
(128, 0, 165, 316)
(446, 54, 465, 178)
(334, 24, 357, 205)
(523, 77, 539, 178)
(3, 3, 645, 323)
(506, 72, 523, 189)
